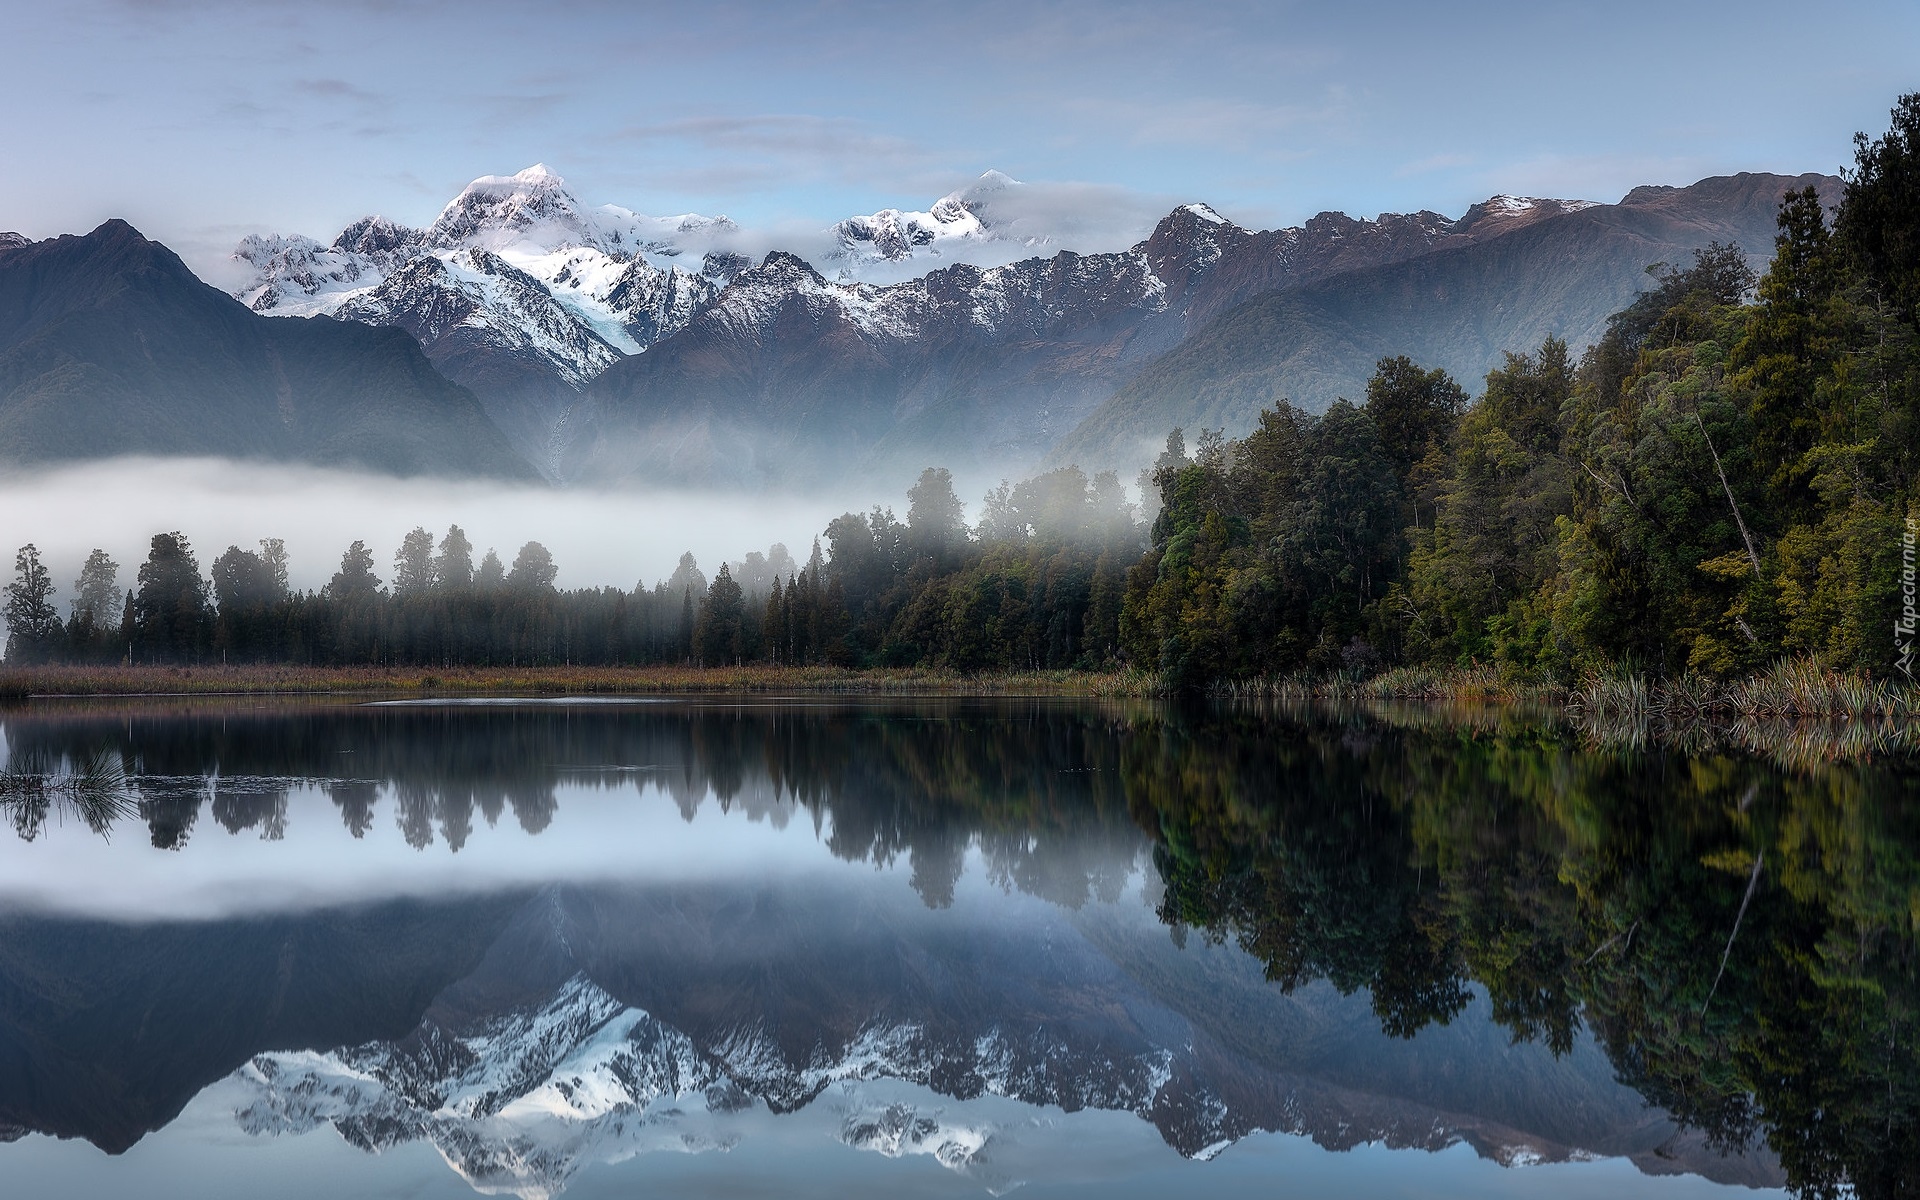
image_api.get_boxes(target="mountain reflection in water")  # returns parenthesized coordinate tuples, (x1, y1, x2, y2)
(0, 696, 1912, 1198)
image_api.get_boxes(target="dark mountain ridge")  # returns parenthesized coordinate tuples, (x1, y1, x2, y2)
(568, 196, 1588, 487)
(0, 170, 1843, 485)
(0, 221, 536, 478)
(572, 173, 1834, 486)
(1059, 171, 1844, 467)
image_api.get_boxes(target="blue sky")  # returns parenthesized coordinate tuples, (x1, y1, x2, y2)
(2, 0, 1916, 271)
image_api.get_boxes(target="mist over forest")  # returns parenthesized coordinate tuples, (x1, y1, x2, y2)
(0, 457, 910, 601)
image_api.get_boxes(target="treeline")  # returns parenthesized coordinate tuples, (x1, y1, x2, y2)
(1125, 94, 1920, 686)
(1, 465, 1143, 670)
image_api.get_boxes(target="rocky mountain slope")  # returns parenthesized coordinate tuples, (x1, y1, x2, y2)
(19, 165, 1839, 485)
(0, 222, 536, 478)
(568, 195, 1589, 487)
(823, 169, 1059, 277)
(1057, 171, 1845, 468)
(225, 166, 1608, 485)
(226, 167, 737, 475)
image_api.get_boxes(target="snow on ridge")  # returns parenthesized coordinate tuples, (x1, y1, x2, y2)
(824, 169, 1055, 277)
(229, 973, 1246, 1198)
(224, 166, 736, 378)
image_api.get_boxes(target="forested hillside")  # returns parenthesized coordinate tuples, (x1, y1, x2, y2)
(1118, 94, 1916, 687)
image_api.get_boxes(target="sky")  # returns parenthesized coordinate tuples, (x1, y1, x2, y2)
(2, 0, 1917, 275)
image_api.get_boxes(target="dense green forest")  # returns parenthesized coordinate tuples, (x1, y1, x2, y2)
(6, 95, 1919, 686)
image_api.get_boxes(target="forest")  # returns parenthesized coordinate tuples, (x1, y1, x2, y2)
(5, 94, 1918, 689)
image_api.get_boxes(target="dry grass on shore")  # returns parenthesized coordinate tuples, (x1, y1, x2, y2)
(0, 658, 1908, 721)
(0, 663, 1155, 700)
(1218, 659, 1912, 720)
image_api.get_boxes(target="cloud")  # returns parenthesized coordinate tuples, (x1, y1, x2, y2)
(1476, 152, 1731, 204)
(293, 77, 379, 101)
(1395, 153, 1476, 178)
(614, 114, 936, 177)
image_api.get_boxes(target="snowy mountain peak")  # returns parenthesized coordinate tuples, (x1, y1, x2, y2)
(826, 171, 1046, 276)
(1450, 193, 1601, 239)
(1180, 202, 1228, 225)
(424, 165, 591, 253)
(332, 215, 419, 258)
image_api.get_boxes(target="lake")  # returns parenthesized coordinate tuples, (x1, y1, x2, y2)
(0, 695, 1911, 1198)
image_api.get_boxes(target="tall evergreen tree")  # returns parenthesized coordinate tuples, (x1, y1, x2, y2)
(4, 544, 62, 664)
(258, 538, 290, 599)
(434, 525, 474, 589)
(906, 467, 968, 568)
(697, 564, 746, 665)
(1364, 355, 1466, 476)
(211, 546, 276, 609)
(65, 549, 121, 659)
(393, 528, 436, 596)
(476, 549, 505, 590)
(326, 541, 382, 599)
(133, 533, 210, 662)
(1837, 91, 1920, 327)
(507, 542, 558, 592)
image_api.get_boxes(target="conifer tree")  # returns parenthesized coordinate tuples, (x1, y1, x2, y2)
(4, 544, 62, 664)
(393, 528, 436, 596)
(507, 542, 558, 591)
(133, 533, 210, 662)
(258, 539, 290, 599)
(906, 467, 967, 568)
(326, 541, 382, 599)
(697, 564, 745, 665)
(765, 576, 786, 665)
(435, 526, 474, 589)
(476, 549, 505, 590)
(66, 549, 120, 658)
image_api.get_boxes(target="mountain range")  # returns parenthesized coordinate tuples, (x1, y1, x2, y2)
(0, 167, 1842, 485)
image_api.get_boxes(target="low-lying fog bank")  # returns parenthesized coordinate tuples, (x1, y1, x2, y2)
(0, 458, 871, 599)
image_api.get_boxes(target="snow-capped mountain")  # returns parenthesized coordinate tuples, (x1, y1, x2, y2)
(213, 164, 1820, 488)
(226, 166, 739, 477)
(231, 165, 738, 326)
(570, 195, 1542, 486)
(823, 170, 1053, 277)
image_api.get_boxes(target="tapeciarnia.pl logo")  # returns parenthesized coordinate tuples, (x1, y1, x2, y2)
(1900, 516, 1917, 681)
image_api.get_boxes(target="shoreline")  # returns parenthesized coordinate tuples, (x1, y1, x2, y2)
(0, 659, 1908, 721)
(0, 663, 1152, 700)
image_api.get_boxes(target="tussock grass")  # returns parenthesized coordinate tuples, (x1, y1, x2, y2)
(1571, 658, 1909, 720)
(0, 747, 135, 840)
(0, 663, 1154, 699)
(1220, 664, 1563, 704)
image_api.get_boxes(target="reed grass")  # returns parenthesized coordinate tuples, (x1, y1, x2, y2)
(1218, 663, 1564, 704)
(0, 748, 136, 840)
(1570, 658, 1909, 720)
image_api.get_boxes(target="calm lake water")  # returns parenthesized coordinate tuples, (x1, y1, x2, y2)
(0, 696, 1912, 1198)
